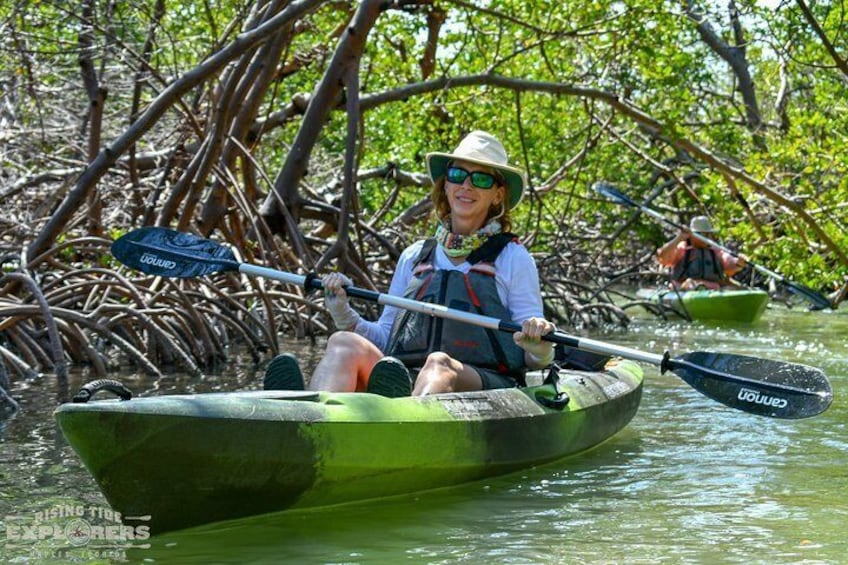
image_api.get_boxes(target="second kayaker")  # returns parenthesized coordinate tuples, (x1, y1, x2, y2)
(264, 130, 555, 397)
(657, 215, 748, 290)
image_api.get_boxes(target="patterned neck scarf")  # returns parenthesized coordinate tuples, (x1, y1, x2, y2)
(435, 217, 502, 258)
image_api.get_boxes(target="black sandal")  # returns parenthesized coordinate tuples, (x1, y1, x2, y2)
(263, 353, 305, 391)
(366, 357, 412, 398)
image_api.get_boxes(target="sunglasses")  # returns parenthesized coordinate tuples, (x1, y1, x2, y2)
(446, 166, 500, 190)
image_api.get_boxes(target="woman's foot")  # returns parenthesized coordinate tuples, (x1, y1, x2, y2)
(366, 357, 412, 398)
(263, 353, 305, 390)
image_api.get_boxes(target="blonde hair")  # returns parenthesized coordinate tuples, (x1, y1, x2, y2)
(430, 176, 514, 232)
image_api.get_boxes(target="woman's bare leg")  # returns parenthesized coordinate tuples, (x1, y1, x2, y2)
(413, 352, 482, 395)
(309, 331, 384, 392)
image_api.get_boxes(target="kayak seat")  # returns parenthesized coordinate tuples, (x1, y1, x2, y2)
(555, 345, 611, 371)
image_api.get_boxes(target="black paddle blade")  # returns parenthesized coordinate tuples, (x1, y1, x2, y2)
(670, 352, 832, 419)
(594, 182, 638, 207)
(784, 280, 832, 311)
(111, 227, 240, 278)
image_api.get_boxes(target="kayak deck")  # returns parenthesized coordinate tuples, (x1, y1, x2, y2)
(55, 361, 642, 534)
(637, 287, 769, 323)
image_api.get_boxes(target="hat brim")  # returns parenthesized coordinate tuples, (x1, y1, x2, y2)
(426, 152, 526, 210)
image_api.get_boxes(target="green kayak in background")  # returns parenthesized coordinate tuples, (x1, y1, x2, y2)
(55, 360, 642, 534)
(637, 287, 770, 323)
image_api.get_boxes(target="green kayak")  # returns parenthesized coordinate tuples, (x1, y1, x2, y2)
(55, 360, 642, 534)
(637, 287, 769, 323)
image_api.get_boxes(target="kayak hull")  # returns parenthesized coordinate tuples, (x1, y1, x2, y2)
(637, 287, 769, 323)
(55, 361, 642, 534)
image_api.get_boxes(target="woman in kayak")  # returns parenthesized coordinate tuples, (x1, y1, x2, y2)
(264, 130, 555, 397)
(657, 216, 747, 290)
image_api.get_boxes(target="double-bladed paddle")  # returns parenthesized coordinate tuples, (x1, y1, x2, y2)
(111, 227, 833, 419)
(595, 182, 833, 311)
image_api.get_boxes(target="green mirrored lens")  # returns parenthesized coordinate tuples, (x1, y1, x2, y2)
(447, 167, 468, 184)
(470, 171, 495, 189)
(446, 166, 496, 189)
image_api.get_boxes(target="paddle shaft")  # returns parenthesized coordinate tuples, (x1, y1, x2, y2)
(239, 264, 665, 366)
(116, 234, 654, 361)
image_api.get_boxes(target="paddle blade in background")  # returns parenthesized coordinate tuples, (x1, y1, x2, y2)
(672, 352, 833, 419)
(784, 281, 833, 311)
(111, 227, 240, 278)
(594, 182, 639, 208)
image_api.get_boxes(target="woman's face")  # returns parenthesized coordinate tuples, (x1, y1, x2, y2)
(444, 159, 506, 233)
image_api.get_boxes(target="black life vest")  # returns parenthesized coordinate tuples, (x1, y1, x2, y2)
(385, 234, 527, 384)
(670, 242, 726, 283)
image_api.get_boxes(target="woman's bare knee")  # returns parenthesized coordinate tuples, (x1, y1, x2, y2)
(313, 331, 382, 392)
(415, 352, 481, 394)
(422, 351, 459, 372)
(325, 331, 372, 356)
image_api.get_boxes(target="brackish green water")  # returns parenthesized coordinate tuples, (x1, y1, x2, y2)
(1, 305, 846, 563)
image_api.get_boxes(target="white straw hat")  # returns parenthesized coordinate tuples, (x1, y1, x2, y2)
(689, 216, 716, 233)
(426, 131, 527, 209)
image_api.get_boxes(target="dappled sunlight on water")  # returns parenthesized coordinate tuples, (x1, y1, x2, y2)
(1, 306, 846, 563)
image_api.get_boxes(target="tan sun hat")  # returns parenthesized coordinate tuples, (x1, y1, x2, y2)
(689, 216, 716, 233)
(426, 130, 527, 210)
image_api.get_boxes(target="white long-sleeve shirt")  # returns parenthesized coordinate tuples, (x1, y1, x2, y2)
(352, 239, 545, 352)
